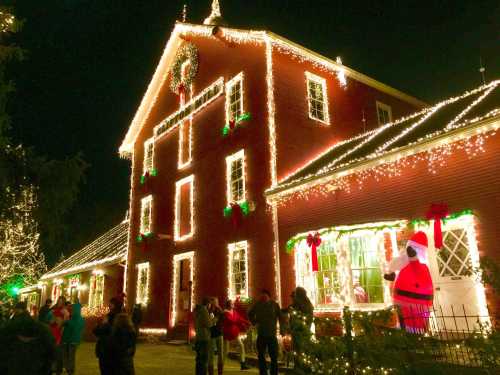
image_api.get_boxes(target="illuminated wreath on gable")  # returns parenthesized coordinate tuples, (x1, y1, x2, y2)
(169, 42, 199, 95)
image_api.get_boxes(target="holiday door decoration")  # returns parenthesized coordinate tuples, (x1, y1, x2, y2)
(169, 42, 199, 95)
(425, 203, 450, 249)
(221, 112, 252, 136)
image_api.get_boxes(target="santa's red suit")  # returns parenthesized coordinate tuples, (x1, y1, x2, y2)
(386, 231, 434, 333)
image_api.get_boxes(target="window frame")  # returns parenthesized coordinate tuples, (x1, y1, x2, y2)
(174, 175, 195, 241)
(178, 119, 192, 169)
(228, 241, 249, 300)
(88, 273, 105, 308)
(305, 71, 330, 125)
(376, 101, 393, 126)
(140, 195, 153, 234)
(294, 229, 394, 311)
(225, 72, 244, 123)
(143, 138, 155, 174)
(136, 262, 150, 306)
(225, 149, 246, 205)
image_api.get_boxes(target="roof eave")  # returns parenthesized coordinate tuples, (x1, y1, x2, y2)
(266, 113, 500, 201)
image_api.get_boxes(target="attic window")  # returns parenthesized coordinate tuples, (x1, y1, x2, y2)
(306, 72, 330, 124)
(376, 101, 392, 125)
(226, 72, 244, 122)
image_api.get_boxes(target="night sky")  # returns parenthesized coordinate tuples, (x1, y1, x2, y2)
(7, 0, 500, 265)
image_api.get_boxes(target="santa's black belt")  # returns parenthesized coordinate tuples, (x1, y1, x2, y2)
(395, 289, 433, 301)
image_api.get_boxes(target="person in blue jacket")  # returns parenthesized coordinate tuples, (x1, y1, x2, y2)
(61, 302, 85, 375)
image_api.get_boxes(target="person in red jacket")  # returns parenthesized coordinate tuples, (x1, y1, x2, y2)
(384, 231, 434, 333)
(222, 299, 250, 370)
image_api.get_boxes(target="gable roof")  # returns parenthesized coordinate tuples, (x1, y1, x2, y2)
(119, 22, 425, 157)
(266, 80, 500, 199)
(41, 220, 129, 280)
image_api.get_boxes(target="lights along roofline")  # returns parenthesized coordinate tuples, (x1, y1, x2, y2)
(119, 22, 426, 156)
(265, 113, 500, 201)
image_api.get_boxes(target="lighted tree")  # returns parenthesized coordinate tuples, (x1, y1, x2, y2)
(0, 186, 47, 300)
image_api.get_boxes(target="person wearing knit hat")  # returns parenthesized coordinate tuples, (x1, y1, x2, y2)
(384, 231, 434, 333)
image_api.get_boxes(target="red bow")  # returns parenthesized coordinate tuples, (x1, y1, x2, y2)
(426, 203, 449, 249)
(229, 119, 236, 130)
(306, 232, 321, 272)
(230, 203, 243, 228)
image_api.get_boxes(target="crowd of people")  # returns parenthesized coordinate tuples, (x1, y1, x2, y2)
(194, 287, 314, 375)
(0, 294, 140, 375)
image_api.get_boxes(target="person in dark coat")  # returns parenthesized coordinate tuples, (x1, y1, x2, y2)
(0, 301, 56, 375)
(38, 299, 52, 324)
(131, 303, 142, 334)
(93, 297, 124, 375)
(248, 289, 283, 375)
(109, 313, 137, 375)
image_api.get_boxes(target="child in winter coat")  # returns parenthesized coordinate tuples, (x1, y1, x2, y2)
(61, 303, 85, 375)
(223, 300, 250, 370)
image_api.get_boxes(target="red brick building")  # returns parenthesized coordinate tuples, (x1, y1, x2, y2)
(266, 80, 500, 327)
(119, 4, 424, 332)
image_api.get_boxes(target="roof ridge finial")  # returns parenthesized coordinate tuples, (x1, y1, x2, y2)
(203, 0, 224, 25)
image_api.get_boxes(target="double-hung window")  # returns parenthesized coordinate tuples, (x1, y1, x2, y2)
(136, 262, 150, 306)
(226, 150, 245, 204)
(306, 72, 329, 124)
(228, 241, 249, 299)
(226, 73, 244, 122)
(376, 101, 392, 125)
(143, 138, 154, 174)
(140, 196, 152, 234)
(89, 273, 105, 308)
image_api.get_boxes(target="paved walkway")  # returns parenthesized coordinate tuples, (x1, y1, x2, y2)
(76, 342, 259, 375)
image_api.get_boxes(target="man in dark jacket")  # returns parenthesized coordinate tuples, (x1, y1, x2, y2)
(248, 289, 282, 375)
(0, 301, 56, 375)
(194, 297, 213, 375)
(93, 297, 123, 375)
(38, 299, 52, 324)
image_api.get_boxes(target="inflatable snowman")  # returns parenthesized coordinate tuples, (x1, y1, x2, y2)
(384, 231, 434, 333)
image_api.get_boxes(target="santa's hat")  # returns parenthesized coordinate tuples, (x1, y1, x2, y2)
(407, 231, 428, 258)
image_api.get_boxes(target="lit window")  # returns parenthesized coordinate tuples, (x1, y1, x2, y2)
(178, 120, 192, 169)
(175, 175, 194, 241)
(140, 196, 152, 234)
(306, 72, 329, 124)
(376, 101, 392, 125)
(51, 282, 63, 302)
(226, 72, 244, 122)
(89, 273, 105, 308)
(143, 138, 154, 173)
(295, 230, 389, 308)
(67, 275, 80, 304)
(136, 262, 150, 306)
(226, 150, 245, 204)
(228, 241, 249, 299)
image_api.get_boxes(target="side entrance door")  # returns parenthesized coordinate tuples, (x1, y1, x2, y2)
(425, 215, 489, 331)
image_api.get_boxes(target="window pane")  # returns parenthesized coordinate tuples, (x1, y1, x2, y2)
(349, 236, 383, 303)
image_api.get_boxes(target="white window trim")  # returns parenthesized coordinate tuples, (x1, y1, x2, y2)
(228, 241, 249, 300)
(140, 195, 153, 234)
(305, 71, 330, 125)
(88, 273, 105, 308)
(174, 175, 195, 241)
(294, 228, 393, 312)
(225, 149, 246, 205)
(136, 262, 150, 306)
(376, 101, 393, 126)
(143, 138, 155, 174)
(225, 72, 244, 123)
(171, 251, 195, 327)
(178, 119, 192, 170)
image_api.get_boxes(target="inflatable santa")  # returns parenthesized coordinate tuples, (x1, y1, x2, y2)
(384, 231, 434, 333)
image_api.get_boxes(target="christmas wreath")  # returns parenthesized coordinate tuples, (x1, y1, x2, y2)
(221, 112, 252, 137)
(169, 43, 199, 95)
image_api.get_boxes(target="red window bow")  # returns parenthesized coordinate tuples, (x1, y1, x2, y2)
(426, 203, 449, 249)
(307, 232, 321, 272)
